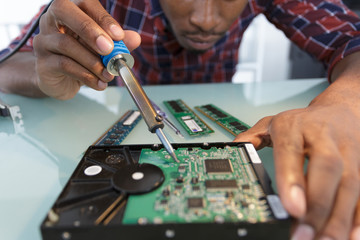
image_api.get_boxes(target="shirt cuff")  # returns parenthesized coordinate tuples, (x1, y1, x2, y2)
(328, 36, 360, 82)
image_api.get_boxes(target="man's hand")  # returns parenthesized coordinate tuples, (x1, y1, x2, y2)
(234, 53, 360, 239)
(33, 0, 141, 100)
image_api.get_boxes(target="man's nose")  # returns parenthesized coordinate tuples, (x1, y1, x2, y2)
(189, 0, 220, 33)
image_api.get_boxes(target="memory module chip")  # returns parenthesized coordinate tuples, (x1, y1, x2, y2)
(195, 104, 250, 136)
(94, 110, 141, 146)
(163, 99, 214, 136)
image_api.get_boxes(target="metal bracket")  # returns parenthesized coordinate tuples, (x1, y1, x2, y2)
(0, 99, 24, 133)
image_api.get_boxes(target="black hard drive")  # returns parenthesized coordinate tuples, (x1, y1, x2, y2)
(40, 142, 290, 240)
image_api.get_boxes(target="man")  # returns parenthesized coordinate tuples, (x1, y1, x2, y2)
(0, 0, 360, 239)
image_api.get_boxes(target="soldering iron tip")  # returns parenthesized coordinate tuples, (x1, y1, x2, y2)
(177, 132, 185, 138)
(171, 152, 180, 163)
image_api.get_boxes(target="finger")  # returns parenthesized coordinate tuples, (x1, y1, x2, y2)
(71, 1, 140, 52)
(351, 198, 360, 240)
(123, 30, 142, 51)
(320, 165, 359, 239)
(37, 54, 107, 99)
(49, 0, 115, 55)
(233, 116, 273, 149)
(297, 140, 343, 238)
(34, 32, 114, 83)
(270, 115, 307, 219)
(79, 0, 125, 40)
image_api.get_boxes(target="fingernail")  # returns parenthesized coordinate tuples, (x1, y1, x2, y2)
(110, 24, 124, 39)
(291, 224, 314, 240)
(97, 80, 108, 89)
(352, 226, 360, 240)
(102, 69, 114, 80)
(96, 35, 113, 54)
(319, 236, 334, 240)
(290, 185, 306, 217)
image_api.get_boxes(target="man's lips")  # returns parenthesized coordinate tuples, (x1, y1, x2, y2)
(183, 35, 219, 50)
(186, 35, 219, 43)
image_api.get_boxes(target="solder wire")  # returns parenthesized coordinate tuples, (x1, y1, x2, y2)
(0, 1, 54, 65)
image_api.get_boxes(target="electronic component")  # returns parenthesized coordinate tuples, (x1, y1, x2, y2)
(187, 198, 204, 209)
(41, 142, 290, 240)
(204, 159, 233, 174)
(195, 104, 250, 136)
(163, 100, 214, 136)
(205, 179, 238, 190)
(0, 98, 24, 133)
(94, 110, 141, 146)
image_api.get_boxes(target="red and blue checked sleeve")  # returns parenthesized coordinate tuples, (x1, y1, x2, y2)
(262, 0, 360, 81)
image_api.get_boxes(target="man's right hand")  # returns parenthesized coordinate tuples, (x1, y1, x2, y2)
(33, 0, 141, 100)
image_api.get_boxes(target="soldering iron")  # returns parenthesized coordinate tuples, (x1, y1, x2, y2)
(101, 41, 179, 163)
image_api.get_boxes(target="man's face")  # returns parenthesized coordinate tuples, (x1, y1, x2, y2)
(159, 0, 248, 52)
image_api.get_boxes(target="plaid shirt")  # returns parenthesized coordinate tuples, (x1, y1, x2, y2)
(2, 0, 360, 85)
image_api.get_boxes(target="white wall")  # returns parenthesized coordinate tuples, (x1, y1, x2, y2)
(233, 15, 290, 83)
(0, 0, 49, 49)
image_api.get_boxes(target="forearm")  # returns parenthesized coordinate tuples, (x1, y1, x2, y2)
(308, 51, 360, 109)
(331, 51, 360, 84)
(0, 51, 47, 98)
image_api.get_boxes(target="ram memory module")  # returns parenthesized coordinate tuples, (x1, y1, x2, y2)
(163, 99, 214, 136)
(94, 110, 141, 146)
(195, 104, 250, 136)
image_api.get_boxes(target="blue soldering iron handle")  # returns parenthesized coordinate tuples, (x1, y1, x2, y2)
(101, 40, 134, 76)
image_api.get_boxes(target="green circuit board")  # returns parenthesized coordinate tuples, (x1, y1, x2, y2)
(195, 104, 250, 136)
(122, 145, 273, 224)
(163, 99, 214, 136)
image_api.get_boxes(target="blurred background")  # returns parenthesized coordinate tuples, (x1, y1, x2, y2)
(0, 0, 359, 83)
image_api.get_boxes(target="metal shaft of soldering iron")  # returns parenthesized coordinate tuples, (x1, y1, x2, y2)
(114, 58, 179, 163)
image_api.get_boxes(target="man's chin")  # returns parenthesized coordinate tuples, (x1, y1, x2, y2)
(187, 48, 209, 54)
(181, 43, 213, 54)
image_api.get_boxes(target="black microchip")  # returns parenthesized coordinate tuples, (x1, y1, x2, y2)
(192, 185, 200, 191)
(234, 125, 248, 131)
(168, 101, 184, 113)
(178, 165, 186, 173)
(205, 159, 233, 174)
(203, 105, 227, 118)
(176, 176, 184, 183)
(229, 121, 242, 126)
(191, 177, 199, 184)
(175, 185, 183, 190)
(240, 200, 248, 208)
(230, 122, 248, 131)
(162, 189, 170, 196)
(114, 129, 125, 134)
(109, 134, 119, 139)
(205, 180, 238, 189)
(187, 198, 204, 209)
(104, 139, 115, 145)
